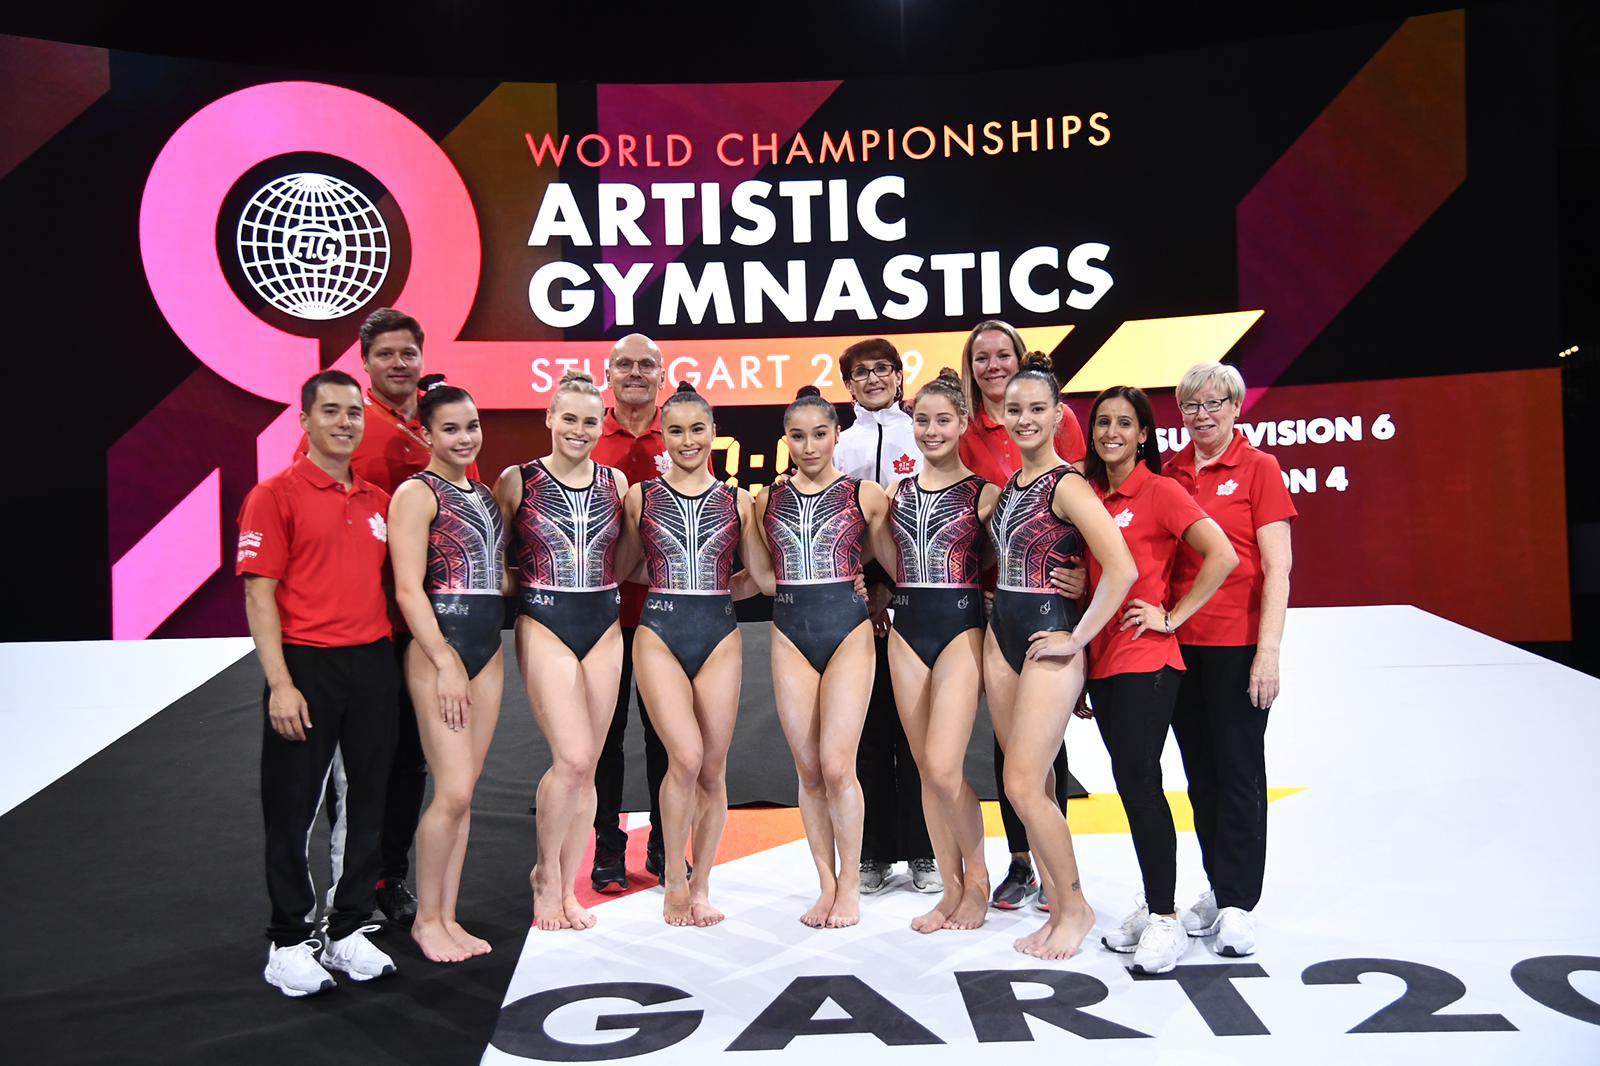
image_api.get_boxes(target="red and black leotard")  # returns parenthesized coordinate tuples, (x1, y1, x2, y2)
(762, 476, 871, 673)
(986, 465, 1084, 673)
(513, 460, 623, 659)
(887, 474, 987, 668)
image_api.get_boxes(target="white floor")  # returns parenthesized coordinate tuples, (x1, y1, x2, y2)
(0, 637, 253, 816)
(486, 606, 1600, 1064)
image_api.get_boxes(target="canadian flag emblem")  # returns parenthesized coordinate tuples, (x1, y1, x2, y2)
(1114, 509, 1134, 528)
(368, 513, 388, 542)
(653, 452, 673, 476)
(1216, 479, 1240, 497)
(892, 453, 916, 475)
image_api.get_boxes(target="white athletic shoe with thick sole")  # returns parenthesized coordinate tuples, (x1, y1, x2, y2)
(319, 925, 397, 982)
(1215, 906, 1256, 957)
(1130, 914, 1188, 974)
(264, 940, 336, 998)
(1182, 888, 1220, 937)
(1101, 902, 1150, 953)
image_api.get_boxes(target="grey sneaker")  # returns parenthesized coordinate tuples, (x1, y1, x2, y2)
(1183, 888, 1221, 937)
(859, 860, 892, 894)
(908, 858, 943, 893)
(990, 858, 1038, 910)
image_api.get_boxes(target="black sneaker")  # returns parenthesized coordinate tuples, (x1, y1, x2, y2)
(990, 858, 1038, 910)
(591, 848, 629, 893)
(645, 837, 691, 882)
(375, 880, 418, 927)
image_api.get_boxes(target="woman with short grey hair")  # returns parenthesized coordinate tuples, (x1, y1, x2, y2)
(1162, 362, 1295, 957)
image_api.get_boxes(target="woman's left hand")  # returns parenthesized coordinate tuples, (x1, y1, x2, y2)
(1025, 630, 1081, 661)
(1248, 646, 1281, 709)
(1119, 598, 1168, 639)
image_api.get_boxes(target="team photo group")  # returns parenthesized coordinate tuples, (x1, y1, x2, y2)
(241, 307, 1294, 999)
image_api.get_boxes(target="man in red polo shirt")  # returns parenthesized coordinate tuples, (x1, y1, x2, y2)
(587, 334, 680, 891)
(296, 308, 478, 929)
(240, 370, 399, 997)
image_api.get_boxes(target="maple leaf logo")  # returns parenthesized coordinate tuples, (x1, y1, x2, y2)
(368, 513, 388, 542)
(1114, 509, 1134, 528)
(1216, 479, 1239, 497)
(892, 453, 916, 475)
(653, 452, 673, 476)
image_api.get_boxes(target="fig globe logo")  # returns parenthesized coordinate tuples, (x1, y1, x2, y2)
(235, 172, 390, 321)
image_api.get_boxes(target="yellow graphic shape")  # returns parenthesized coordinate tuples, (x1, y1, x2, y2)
(1063, 310, 1264, 394)
(981, 787, 1303, 837)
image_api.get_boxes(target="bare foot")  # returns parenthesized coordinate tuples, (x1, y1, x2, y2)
(413, 917, 470, 963)
(663, 884, 694, 927)
(1021, 902, 1095, 960)
(800, 887, 835, 927)
(689, 898, 725, 927)
(445, 920, 492, 956)
(944, 879, 989, 930)
(563, 895, 597, 931)
(1013, 921, 1051, 956)
(826, 885, 860, 928)
(530, 864, 570, 931)
(910, 903, 951, 934)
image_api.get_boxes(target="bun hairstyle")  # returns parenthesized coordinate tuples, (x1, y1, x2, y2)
(1007, 350, 1062, 404)
(784, 383, 839, 428)
(551, 368, 603, 408)
(914, 366, 968, 418)
(661, 378, 713, 418)
(418, 381, 475, 430)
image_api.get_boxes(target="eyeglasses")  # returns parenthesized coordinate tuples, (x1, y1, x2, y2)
(1178, 398, 1230, 416)
(611, 359, 660, 374)
(848, 362, 899, 383)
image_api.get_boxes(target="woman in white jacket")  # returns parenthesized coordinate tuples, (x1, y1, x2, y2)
(831, 338, 939, 896)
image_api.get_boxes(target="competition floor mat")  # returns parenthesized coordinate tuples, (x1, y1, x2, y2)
(2, 606, 1597, 1064)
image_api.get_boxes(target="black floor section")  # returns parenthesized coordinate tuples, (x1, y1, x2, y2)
(0, 629, 1080, 1064)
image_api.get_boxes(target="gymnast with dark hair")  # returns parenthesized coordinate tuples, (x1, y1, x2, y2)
(753, 385, 892, 928)
(388, 383, 510, 963)
(621, 382, 774, 927)
(984, 353, 1136, 960)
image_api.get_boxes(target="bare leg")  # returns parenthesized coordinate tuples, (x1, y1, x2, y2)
(988, 636, 1094, 961)
(518, 619, 604, 932)
(408, 643, 503, 963)
(888, 633, 960, 932)
(563, 626, 623, 930)
(632, 626, 707, 927)
(816, 620, 876, 928)
(770, 631, 835, 927)
(685, 632, 742, 927)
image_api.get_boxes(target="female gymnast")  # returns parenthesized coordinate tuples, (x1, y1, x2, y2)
(984, 354, 1136, 960)
(756, 385, 891, 928)
(1080, 385, 1236, 974)
(622, 382, 772, 927)
(874, 368, 1000, 933)
(493, 370, 631, 933)
(388, 385, 509, 963)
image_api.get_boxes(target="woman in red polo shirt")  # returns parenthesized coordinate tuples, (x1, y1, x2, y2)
(956, 319, 1086, 912)
(1163, 363, 1296, 959)
(388, 385, 509, 964)
(1080, 386, 1237, 975)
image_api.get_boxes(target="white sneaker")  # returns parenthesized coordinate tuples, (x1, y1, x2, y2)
(1215, 907, 1256, 957)
(1130, 914, 1187, 974)
(909, 858, 943, 893)
(264, 940, 336, 998)
(1101, 902, 1150, 953)
(319, 925, 397, 982)
(1182, 889, 1220, 937)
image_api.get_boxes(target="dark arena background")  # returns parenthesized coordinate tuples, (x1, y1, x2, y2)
(1, 3, 1597, 1064)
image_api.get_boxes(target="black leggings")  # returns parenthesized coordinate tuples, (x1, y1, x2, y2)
(1087, 667, 1180, 915)
(1171, 644, 1269, 912)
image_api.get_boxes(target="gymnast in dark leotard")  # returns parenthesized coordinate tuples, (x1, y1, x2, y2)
(982, 353, 1136, 962)
(868, 367, 1001, 934)
(752, 386, 891, 929)
(492, 370, 632, 933)
(388, 384, 509, 964)
(621, 382, 772, 928)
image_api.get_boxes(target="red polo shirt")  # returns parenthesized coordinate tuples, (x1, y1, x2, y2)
(1086, 463, 1208, 679)
(294, 388, 478, 494)
(1165, 430, 1297, 647)
(592, 408, 672, 627)
(236, 456, 393, 648)
(960, 402, 1086, 487)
